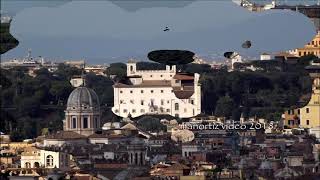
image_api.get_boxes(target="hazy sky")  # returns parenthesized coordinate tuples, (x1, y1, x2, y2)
(1, 0, 317, 63)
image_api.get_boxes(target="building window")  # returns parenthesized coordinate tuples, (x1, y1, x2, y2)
(141, 109, 145, 113)
(166, 109, 170, 112)
(151, 90, 154, 93)
(150, 75, 153, 77)
(123, 109, 127, 113)
(72, 116, 77, 129)
(306, 120, 310, 125)
(175, 114, 179, 117)
(175, 80, 180, 83)
(130, 90, 133, 93)
(150, 99, 155, 104)
(288, 120, 294, 125)
(190, 99, 194, 105)
(46, 155, 54, 167)
(83, 116, 88, 129)
(141, 100, 144, 105)
(141, 90, 144, 93)
(25, 162, 31, 168)
(160, 75, 163, 77)
(115, 109, 119, 113)
(184, 108, 187, 113)
(161, 100, 164, 105)
(306, 108, 309, 113)
(132, 109, 136, 113)
(130, 100, 134, 104)
(94, 117, 99, 128)
(175, 103, 179, 111)
(161, 90, 164, 93)
(120, 100, 124, 104)
(298, 109, 300, 115)
(120, 90, 123, 94)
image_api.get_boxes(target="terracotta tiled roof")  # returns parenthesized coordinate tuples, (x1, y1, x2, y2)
(173, 73, 194, 80)
(166, 163, 190, 170)
(173, 89, 194, 99)
(45, 131, 86, 140)
(149, 134, 171, 140)
(88, 132, 127, 139)
(274, 52, 298, 58)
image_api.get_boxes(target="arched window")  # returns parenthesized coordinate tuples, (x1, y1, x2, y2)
(34, 162, 40, 168)
(46, 155, 54, 167)
(135, 153, 138, 165)
(25, 162, 31, 168)
(72, 116, 77, 129)
(83, 116, 88, 129)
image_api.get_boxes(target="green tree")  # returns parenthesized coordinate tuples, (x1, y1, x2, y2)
(137, 116, 166, 132)
(104, 63, 126, 79)
(215, 95, 234, 118)
(49, 81, 73, 103)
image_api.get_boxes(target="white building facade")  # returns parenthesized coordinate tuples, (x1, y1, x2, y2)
(112, 61, 201, 118)
(20, 148, 70, 170)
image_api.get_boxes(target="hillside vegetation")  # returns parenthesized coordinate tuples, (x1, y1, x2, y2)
(0, 55, 317, 140)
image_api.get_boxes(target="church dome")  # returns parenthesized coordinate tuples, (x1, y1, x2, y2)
(67, 87, 100, 109)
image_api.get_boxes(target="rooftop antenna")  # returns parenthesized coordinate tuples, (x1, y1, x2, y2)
(26, 48, 32, 61)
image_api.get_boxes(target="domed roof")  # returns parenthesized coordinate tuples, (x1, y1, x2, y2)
(67, 87, 100, 108)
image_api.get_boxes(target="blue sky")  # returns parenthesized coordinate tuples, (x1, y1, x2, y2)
(1, 0, 317, 63)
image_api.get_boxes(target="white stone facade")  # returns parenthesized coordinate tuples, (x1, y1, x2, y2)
(112, 62, 201, 118)
(20, 148, 70, 169)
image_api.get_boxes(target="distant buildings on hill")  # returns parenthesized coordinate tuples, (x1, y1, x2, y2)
(289, 31, 320, 58)
(1, 50, 107, 77)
